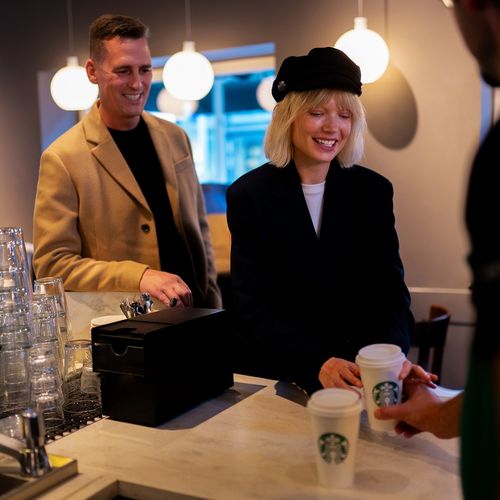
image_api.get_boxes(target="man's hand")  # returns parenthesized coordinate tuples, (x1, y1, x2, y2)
(319, 357, 363, 392)
(139, 269, 193, 307)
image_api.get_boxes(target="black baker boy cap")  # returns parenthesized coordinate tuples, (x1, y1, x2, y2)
(272, 47, 362, 102)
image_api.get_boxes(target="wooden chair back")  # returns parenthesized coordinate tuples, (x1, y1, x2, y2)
(412, 305, 450, 380)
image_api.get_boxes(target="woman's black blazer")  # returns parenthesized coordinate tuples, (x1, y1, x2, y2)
(226, 159, 414, 394)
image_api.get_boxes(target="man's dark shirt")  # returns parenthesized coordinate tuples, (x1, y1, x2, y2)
(109, 118, 201, 305)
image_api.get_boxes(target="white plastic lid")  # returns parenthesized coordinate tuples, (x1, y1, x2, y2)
(307, 388, 362, 417)
(355, 343, 405, 368)
(90, 315, 125, 328)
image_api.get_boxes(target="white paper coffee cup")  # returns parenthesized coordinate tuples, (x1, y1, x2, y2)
(356, 343, 406, 432)
(90, 315, 125, 329)
(307, 388, 362, 488)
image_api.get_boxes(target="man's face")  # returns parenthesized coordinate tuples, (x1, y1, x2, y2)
(450, 0, 500, 87)
(86, 36, 152, 130)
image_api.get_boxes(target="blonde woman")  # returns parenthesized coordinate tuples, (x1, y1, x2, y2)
(226, 47, 414, 395)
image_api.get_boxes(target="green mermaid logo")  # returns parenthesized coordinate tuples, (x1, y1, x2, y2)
(318, 432, 349, 464)
(372, 381, 399, 407)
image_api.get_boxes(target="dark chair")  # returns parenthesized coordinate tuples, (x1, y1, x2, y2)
(412, 305, 451, 381)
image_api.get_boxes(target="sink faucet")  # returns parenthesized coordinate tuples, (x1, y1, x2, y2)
(0, 409, 52, 477)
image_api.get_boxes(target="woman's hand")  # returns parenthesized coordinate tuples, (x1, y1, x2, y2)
(319, 357, 362, 392)
(399, 361, 438, 388)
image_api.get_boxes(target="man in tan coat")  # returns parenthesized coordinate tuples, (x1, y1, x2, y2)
(33, 14, 221, 309)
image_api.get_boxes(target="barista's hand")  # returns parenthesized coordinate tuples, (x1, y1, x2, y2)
(139, 269, 193, 308)
(374, 380, 462, 439)
(319, 357, 362, 393)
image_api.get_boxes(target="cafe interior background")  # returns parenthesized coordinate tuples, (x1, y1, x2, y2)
(1, 0, 498, 390)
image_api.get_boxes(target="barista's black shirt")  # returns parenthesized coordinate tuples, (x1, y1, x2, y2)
(109, 118, 201, 304)
(461, 119, 500, 500)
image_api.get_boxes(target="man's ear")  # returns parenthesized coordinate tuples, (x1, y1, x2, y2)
(86, 58, 98, 84)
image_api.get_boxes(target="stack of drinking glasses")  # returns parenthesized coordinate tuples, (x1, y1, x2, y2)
(0, 226, 102, 440)
(33, 277, 102, 431)
(0, 227, 33, 419)
(33, 276, 70, 354)
(29, 340, 65, 435)
(29, 294, 65, 436)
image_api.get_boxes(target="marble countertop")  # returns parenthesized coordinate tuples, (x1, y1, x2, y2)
(38, 294, 461, 499)
(65, 291, 135, 339)
(41, 373, 461, 500)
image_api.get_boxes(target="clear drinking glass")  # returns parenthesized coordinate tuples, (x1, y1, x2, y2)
(0, 345, 31, 418)
(31, 294, 63, 375)
(0, 306, 32, 347)
(31, 294, 58, 342)
(34, 389, 65, 436)
(0, 227, 33, 304)
(0, 227, 34, 348)
(29, 340, 63, 383)
(34, 276, 71, 349)
(0, 413, 23, 440)
(62, 340, 101, 426)
(28, 342, 65, 435)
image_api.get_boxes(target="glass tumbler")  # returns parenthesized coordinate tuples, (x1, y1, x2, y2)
(29, 344, 65, 436)
(34, 276, 71, 350)
(0, 228, 34, 347)
(0, 345, 31, 418)
(62, 340, 102, 426)
(0, 305, 32, 348)
(31, 294, 58, 342)
(0, 413, 23, 440)
(0, 227, 33, 303)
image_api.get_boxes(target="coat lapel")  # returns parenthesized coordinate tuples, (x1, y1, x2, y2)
(143, 113, 180, 229)
(83, 104, 150, 212)
(272, 162, 318, 242)
(319, 160, 353, 257)
(271, 161, 354, 288)
(271, 163, 327, 285)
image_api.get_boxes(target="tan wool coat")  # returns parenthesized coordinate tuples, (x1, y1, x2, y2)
(33, 103, 221, 308)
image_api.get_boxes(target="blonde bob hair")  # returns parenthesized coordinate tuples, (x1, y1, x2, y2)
(264, 88, 366, 168)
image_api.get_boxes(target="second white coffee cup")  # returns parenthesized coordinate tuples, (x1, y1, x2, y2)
(356, 343, 406, 432)
(307, 388, 362, 489)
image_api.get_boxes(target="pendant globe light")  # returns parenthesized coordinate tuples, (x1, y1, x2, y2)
(50, 0, 98, 111)
(256, 76, 276, 112)
(162, 0, 214, 101)
(156, 88, 198, 120)
(334, 0, 389, 84)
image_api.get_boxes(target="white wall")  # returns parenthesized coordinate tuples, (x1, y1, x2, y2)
(359, 2, 480, 388)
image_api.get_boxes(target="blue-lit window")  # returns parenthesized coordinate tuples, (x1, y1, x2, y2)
(145, 68, 274, 186)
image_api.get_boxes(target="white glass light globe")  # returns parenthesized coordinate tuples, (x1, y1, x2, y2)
(163, 41, 215, 101)
(156, 88, 198, 119)
(256, 76, 276, 111)
(335, 17, 389, 84)
(50, 56, 98, 111)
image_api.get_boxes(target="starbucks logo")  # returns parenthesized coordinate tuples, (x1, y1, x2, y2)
(372, 381, 399, 407)
(318, 432, 349, 464)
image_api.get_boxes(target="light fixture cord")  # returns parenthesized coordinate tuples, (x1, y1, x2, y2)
(67, 0, 75, 54)
(357, 0, 363, 17)
(384, 0, 389, 46)
(185, 0, 192, 40)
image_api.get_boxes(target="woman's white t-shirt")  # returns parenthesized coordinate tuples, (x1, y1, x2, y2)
(302, 181, 326, 236)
